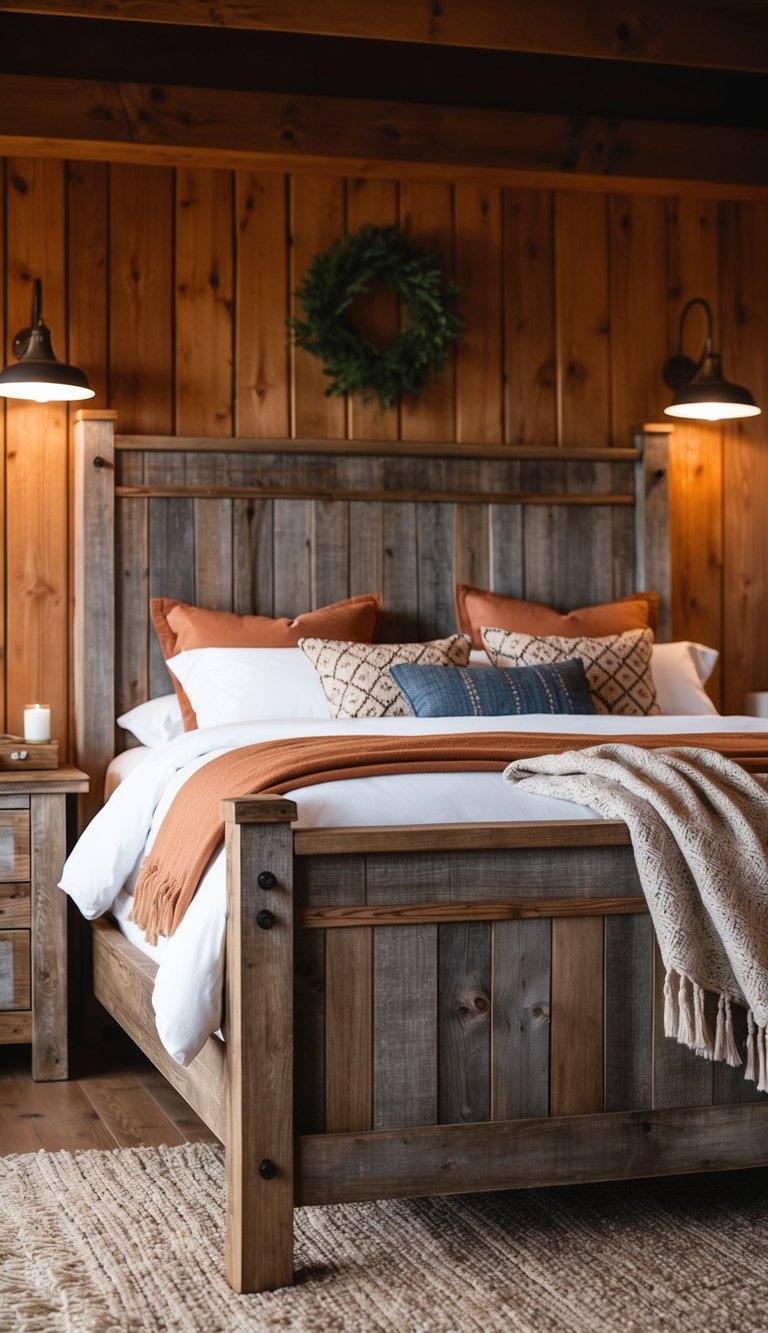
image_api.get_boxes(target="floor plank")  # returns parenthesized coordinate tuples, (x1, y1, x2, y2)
(0, 1038, 219, 1154)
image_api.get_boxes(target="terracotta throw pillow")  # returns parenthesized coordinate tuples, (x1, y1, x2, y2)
(151, 593, 382, 730)
(299, 635, 471, 719)
(481, 626, 659, 716)
(455, 585, 659, 650)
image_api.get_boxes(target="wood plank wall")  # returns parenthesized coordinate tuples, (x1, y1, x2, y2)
(1, 158, 767, 748)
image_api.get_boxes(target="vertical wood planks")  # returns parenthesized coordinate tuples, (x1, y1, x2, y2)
(438, 923, 491, 1123)
(0, 161, 5, 733)
(665, 197, 723, 699)
(5, 158, 69, 745)
(550, 917, 603, 1116)
(110, 163, 173, 709)
(290, 176, 346, 440)
(556, 192, 610, 448)
(372, 925, 438, 1129)
(504, 188, 557, 448)
(720, 201, 768, 714)
(652, 943, 712, 1110)
(325, 927, 372, 1133)
(346, 178, 400, 442)
(491, 918, 550, 1120)
(30, 793, 68, 1079)
(294, 929, 325, 1134)
(235, 172, 290, 440)
(604, 914, 653, 1111)
(399, 181, 455, 443)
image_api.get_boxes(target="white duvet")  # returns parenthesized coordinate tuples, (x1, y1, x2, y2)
(60, 714, 768, 1066)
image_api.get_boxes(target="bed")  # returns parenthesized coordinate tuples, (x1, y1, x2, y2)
(67, 410, 768, 1294)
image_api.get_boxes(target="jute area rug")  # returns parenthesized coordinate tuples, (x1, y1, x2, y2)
(2, 1145, 768, 1333)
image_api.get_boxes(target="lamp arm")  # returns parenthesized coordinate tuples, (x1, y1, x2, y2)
(677, 296, 713, 361)
(31, 278, 42, 330)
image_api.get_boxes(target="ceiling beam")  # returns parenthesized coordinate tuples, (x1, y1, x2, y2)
(0, 73, 767, 197)
(2, 0, 768, 72)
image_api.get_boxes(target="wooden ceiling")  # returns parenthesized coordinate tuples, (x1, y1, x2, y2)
(0, 1, 767, 188)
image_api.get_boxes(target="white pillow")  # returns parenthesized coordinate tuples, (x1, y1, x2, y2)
(117, 694, 184, 746)
(651, 641, 719, 715)
(165, 647, 331, 728)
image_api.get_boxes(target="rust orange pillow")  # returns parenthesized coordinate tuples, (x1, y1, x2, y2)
(151, 593, 382, 729)
(455, 585, 658, 651)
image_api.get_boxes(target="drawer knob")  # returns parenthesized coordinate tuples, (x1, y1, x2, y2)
(257, 870, 278, 892)
(9, 751, 28, 762)
(256, 909, 275, 931)
(258, 1159, 277, 1180)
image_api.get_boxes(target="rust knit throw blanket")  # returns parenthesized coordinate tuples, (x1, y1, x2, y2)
(128, 730, 768, 944)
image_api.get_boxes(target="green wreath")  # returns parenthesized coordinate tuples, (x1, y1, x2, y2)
(288, 224, 463, 410)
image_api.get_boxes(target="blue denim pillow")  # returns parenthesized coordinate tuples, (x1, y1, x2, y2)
(389, 659, 596, 717)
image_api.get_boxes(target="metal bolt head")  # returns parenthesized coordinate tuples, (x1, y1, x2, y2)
(257, 870, 278, 891)
(256, 909, 275, 930)
(259, 1158, 277, 1180)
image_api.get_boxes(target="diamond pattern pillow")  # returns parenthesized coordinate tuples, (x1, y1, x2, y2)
(481, 626, 659, 716)
(299, 635, 471, 719)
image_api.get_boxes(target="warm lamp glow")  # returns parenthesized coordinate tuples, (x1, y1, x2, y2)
(662, 298, 760, 423)
(0, 280, 94, 404)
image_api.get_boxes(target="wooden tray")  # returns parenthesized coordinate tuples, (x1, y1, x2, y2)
(0, 737, 59, 770)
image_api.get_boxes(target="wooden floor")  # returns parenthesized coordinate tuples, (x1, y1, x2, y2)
(0, 1038, 219, 1156)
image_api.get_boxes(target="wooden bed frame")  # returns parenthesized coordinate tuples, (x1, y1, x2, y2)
(72, 410, 768, 1294)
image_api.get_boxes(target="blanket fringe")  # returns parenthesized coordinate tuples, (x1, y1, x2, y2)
(746, 1010, 757, 1082)
(666, 969, 753, 1077)
(128, 862, 180, 947)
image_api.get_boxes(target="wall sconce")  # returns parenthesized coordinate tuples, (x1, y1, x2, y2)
(0, 279, 94, 403)
(662, 297, 760, 422)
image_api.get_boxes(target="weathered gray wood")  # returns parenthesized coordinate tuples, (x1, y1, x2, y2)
(233, 499, 274, 615)
(381, 502, 419, 640)
(550, 916, 603, 1116)
(272, 500, 311, 618)
(491, 918, 551, 1120)
(74, 412, 116, 826)
(0, 930, 30, 1009)
(294, 929, 325, 1134)
(652, 942, 713, 1110)
(348, 501, 384, 599)
(311, 499, 350, 609)
(147, 463, 196, 697)
(417, 503, 457, 640)
(194, 499, 234, 611)
(372, 925, 439, 1129)
(116, 437, 642, 462)
(563, 461, 615, 607)
(453, 502, 491, 592)
(363, 845, 641, 903)
(604, 913, 654, 1111)
(30, 793, 68, 1080)
(115, 453, 149, 727)
(296, 1104, 768, 1207)
(521, 460, 567, 606)
(438, 922, 491, 1123)
(635, 427, 672, 640)
(325, 926, 372, 1132)
(293, 853, 366, 909)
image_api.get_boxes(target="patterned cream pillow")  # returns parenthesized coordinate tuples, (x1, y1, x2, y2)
(299, 635, 471, 718)
(481, 626, 659, 716)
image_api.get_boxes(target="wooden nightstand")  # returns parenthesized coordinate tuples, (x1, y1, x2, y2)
(0, 766, 88, 1081)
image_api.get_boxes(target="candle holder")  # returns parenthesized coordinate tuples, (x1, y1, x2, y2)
(23, 705, 51, 743)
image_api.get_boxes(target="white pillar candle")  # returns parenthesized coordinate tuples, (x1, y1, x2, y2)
(23, 705, 51, 742)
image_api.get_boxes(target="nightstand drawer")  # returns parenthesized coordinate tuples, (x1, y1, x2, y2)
(0, 929, 31, 1009)
(0, 811, 30, 882)
(0, 883, 30, 927)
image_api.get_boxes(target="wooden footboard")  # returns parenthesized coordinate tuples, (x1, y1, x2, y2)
(92, 798, 768, 1295)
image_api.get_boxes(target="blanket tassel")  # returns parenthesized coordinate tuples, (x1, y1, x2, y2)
(759, 1026, 768, 1095)
(723, 998, 742, 1068)
(663, 969, 679, 1039)
(693, 983, 714, 1056)
(746, 1010, 757, 1082)
(677, 974, 696, 1049)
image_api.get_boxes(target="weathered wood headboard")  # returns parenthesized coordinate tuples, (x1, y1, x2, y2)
(73, 410, 670, 823)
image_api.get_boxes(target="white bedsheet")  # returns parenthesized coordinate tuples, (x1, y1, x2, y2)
(60, 714, 768, 1065)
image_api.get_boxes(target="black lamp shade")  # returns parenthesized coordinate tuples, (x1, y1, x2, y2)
(664, 351, 761, 422)
(0, 283, 95, 403)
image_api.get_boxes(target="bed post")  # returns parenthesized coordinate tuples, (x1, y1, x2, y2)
(634, 423, 672, 642)
(73, 409, 116, 829)
(222, 794, 298, 1294)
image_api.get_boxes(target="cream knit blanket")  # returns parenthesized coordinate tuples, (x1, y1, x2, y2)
(503, 744, 768, 1089)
